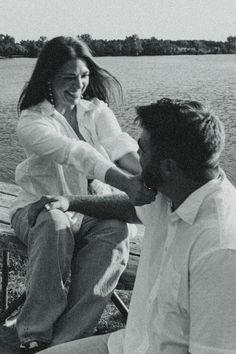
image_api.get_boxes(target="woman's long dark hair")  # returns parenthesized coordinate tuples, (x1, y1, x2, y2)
(18, 36, 122, 113)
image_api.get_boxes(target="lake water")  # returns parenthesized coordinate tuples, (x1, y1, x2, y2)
(0, 55, 235, 185)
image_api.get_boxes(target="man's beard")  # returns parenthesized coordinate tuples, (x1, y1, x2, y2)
(141, 163, 164, 193)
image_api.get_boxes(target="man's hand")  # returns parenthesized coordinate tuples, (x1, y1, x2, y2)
(28, 195, 69, 227)
(124, 175, 156, 206)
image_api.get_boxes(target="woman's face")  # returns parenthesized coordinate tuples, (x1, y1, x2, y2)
(52, 58, 90, 110)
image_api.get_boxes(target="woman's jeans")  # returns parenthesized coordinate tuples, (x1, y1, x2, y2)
(41, 333, 110, 354)
(11, 205, 129, 346)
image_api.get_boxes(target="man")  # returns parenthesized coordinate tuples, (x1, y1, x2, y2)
(38, 98, 235, 353)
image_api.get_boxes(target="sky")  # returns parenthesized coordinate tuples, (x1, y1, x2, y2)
(0, 0, 235, 42)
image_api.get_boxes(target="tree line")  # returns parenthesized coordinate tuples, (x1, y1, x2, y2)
(0, 33, 236, 58)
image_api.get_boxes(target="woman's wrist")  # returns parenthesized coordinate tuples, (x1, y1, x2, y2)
(105, 167, 131, 194)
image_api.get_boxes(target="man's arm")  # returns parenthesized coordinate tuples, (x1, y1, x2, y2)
(67, 193, 140, 223)
(189, 244, 236, 353)
(28, 193, 140, 227)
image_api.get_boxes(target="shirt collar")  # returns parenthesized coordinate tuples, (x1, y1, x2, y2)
(173, 169, 225, 225)
(38, 99, 55, 116)
(38, 99, 96, 117)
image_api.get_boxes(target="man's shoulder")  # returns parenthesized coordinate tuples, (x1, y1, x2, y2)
(195, 177, 236, 250)
(213, 178, 236, 249)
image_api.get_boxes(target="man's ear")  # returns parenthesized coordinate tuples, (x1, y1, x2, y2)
(159, 159, 177, 179)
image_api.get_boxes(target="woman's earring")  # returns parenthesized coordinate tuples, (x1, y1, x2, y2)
(48, 81, 55, 106)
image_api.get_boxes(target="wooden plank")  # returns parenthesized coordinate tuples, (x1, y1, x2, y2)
(0, 207, 11, 225)
(0, 193, 16, 209)
(118, 253, 139, 290)
(0, 224, 14, 234)
(118, 226, 143, 289)
(0, 184, 25, 254)
(0, 182, 21, 197)
(0, 224, 26, 255)
(130, 226, 143, 255)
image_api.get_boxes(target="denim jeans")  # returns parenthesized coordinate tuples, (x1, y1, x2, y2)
(41, 333, 110, 354)
(11, 205, 129, 346)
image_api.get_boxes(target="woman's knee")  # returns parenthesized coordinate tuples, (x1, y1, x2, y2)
(37, 209, 70, 230)
(103, 219, 129, 262)
(105, 219, 128, 241)
(32, 209, 74, 248)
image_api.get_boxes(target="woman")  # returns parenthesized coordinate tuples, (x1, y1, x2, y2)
(10, 36, 155, 353)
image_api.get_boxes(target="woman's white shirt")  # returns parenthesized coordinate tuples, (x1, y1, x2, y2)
(11, 98, 138, 230)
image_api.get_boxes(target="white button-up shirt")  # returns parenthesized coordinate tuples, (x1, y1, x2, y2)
(11, 98, 138, 229)
(108, 171, 236, 354)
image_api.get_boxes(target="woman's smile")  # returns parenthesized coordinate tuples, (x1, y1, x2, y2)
(52, 58, 90, 110)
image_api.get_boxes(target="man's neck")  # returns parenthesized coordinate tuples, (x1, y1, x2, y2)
(159, 170, 220, 212)
(170, 180, 205, 211)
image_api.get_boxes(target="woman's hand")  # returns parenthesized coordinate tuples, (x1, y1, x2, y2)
(28, 195, 69, 227)
(124, 175, 157, 206)
(105, 167, 156, 206)
(116, 152, 141, 175)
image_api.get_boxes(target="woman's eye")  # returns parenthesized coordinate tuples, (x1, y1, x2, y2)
(61, 76, 74, 81)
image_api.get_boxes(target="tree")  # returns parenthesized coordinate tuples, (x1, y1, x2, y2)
(78, 34, 93, 47)
(226, 36, 236, 53)
(0, 34, 16, 56)
(20, 40, 41, 57)
(0, 32, 234, 58)
(36, 36, 47, 49)
(123, 34, 143, 56)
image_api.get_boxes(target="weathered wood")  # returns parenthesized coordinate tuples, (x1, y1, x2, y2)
(118, 253, 140, 290)
(0, 206, 12, 225)
(0, 194, 16, 209)
(0, 225, 26, 255)
(0, 182, 22, 196)
(0, 187, 27, 255)
(2, 251, 9, 310)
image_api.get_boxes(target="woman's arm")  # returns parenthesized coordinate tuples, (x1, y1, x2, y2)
(105, 167, 156, 206)
(116, 151, 141, 175)
(18, 110, 155, 205)
(95, 104, 140, 172)
(17, 113, 114, 180)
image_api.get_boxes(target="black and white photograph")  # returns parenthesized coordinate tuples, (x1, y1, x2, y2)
(0, 0, 235, 353)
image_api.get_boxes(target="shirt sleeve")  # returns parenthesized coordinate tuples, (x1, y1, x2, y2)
(17, 113, 114, 182)
(189, 246, 236, 354)
(95, 103, 138, 162)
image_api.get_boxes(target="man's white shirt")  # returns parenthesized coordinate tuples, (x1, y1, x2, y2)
(108, 170, 236, 354)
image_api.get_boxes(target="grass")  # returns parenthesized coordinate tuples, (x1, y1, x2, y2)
(0, 253, 131, 334)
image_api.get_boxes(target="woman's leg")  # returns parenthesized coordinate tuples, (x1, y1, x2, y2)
(11, 206, 75, 346)
(51, 216, 129, 345)
(41, 333, 110, 354)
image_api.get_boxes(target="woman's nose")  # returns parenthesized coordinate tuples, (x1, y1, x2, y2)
(75, 76, 83, 88)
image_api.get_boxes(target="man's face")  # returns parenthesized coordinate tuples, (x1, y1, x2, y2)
(138, 129, 164, 192)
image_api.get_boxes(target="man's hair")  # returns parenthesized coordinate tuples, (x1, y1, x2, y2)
(136, 98, 225, 181)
